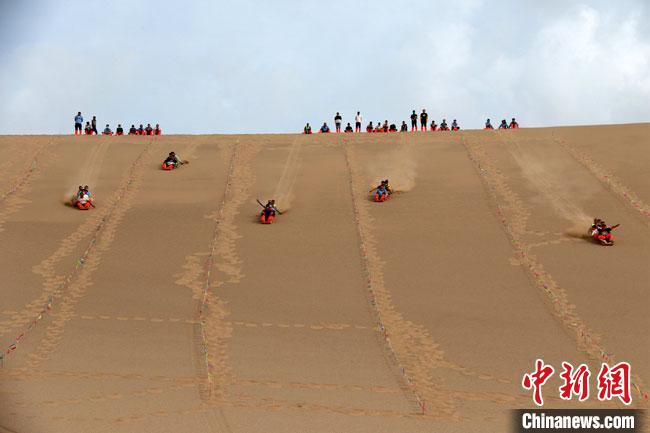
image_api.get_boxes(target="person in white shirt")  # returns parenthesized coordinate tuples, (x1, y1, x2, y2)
(354, 111, 363, 132)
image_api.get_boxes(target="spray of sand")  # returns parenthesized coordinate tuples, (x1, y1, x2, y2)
(363, 140, 417, 193)
(62, 140, 111, 204)
(508, 143, 594, 234)
(272, 139, 302, 211)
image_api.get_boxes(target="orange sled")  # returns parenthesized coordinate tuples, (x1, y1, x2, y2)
(260, 213, 275, 224)
(76, 201, 92, 210)
(162, 162, 175, 170)
(374, 192, 389, 202)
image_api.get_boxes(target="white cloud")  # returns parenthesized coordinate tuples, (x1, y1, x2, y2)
(0, 1, 648, 133)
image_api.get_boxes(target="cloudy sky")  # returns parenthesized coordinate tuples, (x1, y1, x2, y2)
(1, 0, 649, 134)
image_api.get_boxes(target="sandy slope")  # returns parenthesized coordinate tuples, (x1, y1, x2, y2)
(0, 126, 648, 432)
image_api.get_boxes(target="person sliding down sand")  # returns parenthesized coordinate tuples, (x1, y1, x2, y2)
(258, 199, 282, 223)
(370, 180, 392, 199)
(589, 218, 619, 246)
(72, 185, 94, 208)
(163, 152, 188, 169)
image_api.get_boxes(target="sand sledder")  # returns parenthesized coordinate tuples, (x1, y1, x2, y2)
(257, 199, 282, 224)
(71, 185, 94, 210)
(161, 152, 188, 170)
(371, 179, 392, 202)
(589, 218, 619, 246)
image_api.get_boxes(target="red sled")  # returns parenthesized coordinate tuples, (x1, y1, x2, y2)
(162, 162, 176, 170)
(76, 201, 91, 210)
(260, 213, 275, 224)
(374, 192, 389, 202)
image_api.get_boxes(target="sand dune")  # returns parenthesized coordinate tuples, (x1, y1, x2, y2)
(0, 126, 648, 432)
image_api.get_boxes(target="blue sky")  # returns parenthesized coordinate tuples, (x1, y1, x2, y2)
(1, 0, 649, 134)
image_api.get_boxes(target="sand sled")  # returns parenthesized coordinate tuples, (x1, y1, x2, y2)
(161, 162, 176, 170)
(589, 227, 614, 246)
(74, 200, 92, 210)
(260, 212, 275, 224)
(374, 191, 390, 202)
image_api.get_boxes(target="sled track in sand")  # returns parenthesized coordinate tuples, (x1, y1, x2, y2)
(0, 139, 156, 368)
(344, 141, 456, 419)
(0, 140, 53, 233)
(459, 135, 648, 404)
(555, 136, 650, 224)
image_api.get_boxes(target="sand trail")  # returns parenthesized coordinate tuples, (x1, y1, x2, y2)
(0, 128, 647, 432)
(461, 133, 648, 404)
(0, 140, 156, 366)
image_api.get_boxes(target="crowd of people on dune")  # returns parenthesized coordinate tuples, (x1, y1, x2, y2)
(74, 112, 162, 136)
(303, 110, 518, 134)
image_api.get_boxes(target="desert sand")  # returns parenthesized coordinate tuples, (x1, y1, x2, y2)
(0, 125, 648, 432)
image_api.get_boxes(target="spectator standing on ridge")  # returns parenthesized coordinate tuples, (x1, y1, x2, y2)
(420, 109, 428, 131)
(354, 111, 362, 132)
(74, 112, 83, 135)
(334, 112, 342, 133)
(410, 110, 418, 131)
(91, 116, 98, 135)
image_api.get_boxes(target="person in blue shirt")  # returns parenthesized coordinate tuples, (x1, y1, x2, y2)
(74, 112, 83, 135)
(320, 123, 330, 133)
(499, 119, 509, 129)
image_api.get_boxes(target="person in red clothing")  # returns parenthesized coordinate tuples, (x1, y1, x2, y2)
(154, 124, 162, 135)
(137, 124, 145, 135)
(145, 124, 154, 135)
(509, 118, 519, 129)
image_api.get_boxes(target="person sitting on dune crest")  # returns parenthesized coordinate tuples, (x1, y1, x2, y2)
(116, 124, 124, 135)
(102, 124, 113, 135)
(366, 122, 374, 133)
(344, 123, 354, 133)
(485, 119, 494, 130)
(320, 122, 331, 133)
(400, 121, 408, 132)
(137, 124, 145, 135)
(430, 120, 438, 131)
(499, 119, 509, 129)
(84, 122, 93, 135)
(304, 123, 312, 134)
(389, 123, 397, 132)
(439, 119, 449, 131)
(154, 124, 162, 135)
(129, 124, 137, 135)
(509, 118, 519, 129)
(451, 119, 460, 131)
(145, 124, 154, 135)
